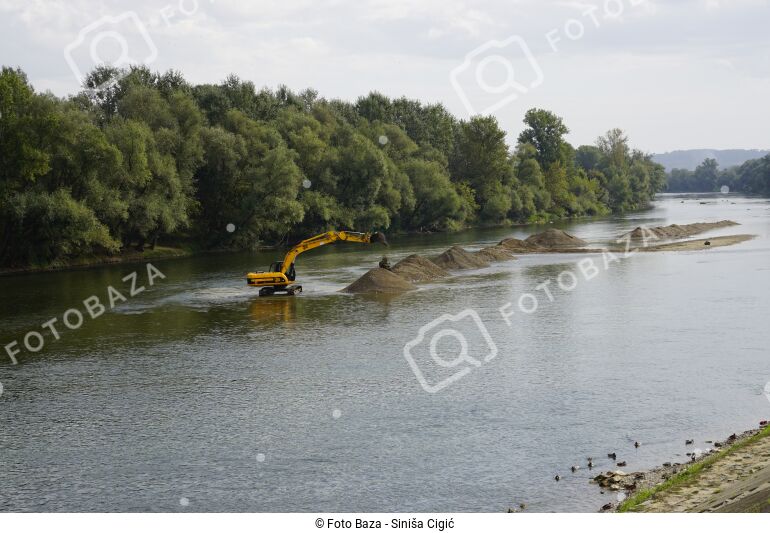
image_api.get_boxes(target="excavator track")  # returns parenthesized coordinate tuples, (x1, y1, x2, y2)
(258, 285, 303, 297)
(286, 285, 302, 296)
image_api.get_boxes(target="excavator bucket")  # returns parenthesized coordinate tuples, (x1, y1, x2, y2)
(370, 232, 389, 246)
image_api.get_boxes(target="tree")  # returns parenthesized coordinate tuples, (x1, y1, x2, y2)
(596, 128, 629, 169)
(693, 158, 719, 192)
(199, 110, 304, 246)
(1, 65, 676, 268)
(575, 145, 602, 171)
(0, 68, 121, 265)
(450, 116, 514, 224)
(108, 84, 203, 249)
(517, 108, 569, 170)
(404, 160, 463, 230)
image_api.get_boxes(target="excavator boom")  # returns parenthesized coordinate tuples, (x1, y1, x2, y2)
(246, 230, 388, 296)
(280, 231, 387, 274)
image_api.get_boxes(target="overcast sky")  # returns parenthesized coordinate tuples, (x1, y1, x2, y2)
(1, 0, 768, 152)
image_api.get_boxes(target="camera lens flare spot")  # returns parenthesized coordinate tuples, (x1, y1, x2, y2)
(179, 497, 190, 507)
(226, 223, 235, 233)
(256, 453, 266, 463)
(720, 185, 730, 194)
(378, 135, 389, 145)
(302, 178, 312, 189)
(332, 409, 342, 419)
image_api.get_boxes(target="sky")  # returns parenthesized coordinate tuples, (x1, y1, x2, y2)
(1, 0, 769, 153)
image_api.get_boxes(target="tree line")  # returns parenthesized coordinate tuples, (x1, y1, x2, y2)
(667, 156, 770, 195)
(0, 65, 666, 268)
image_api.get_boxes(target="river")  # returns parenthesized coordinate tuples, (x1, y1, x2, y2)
(1, 193, 769, 512)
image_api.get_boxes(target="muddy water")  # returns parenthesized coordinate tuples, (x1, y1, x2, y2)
(1, 193, 769, 512)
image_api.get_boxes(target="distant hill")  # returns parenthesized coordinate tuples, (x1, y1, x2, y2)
(653, 149, 769, 171)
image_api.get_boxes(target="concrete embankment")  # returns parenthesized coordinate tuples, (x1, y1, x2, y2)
(617, 424, 770, 512)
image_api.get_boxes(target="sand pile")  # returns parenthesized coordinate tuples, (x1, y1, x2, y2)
(524, 229, 587, 248)
(391, 254, 449, 282)
(497, 237, 544, 253)
(639, 234, 754, 252)
(475, 245, 516, 262)
(342, 268, 416, 293)
(621, 220, 738, 240)
(433, 246, 490, 270)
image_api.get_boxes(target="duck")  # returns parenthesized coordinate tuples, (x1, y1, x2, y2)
(587, 460, 594, 469)
(554, 475, 560, 481)
(634, 441, 641, 448)
(704, 241, 711, 246)
(607, 452, 617, 460)
(571, 466, 579, 473)
(617, 461, 627, 467)
(685, 439, 694, 445)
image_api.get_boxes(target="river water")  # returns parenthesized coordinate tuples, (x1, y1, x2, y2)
(1, 193, 769, 512)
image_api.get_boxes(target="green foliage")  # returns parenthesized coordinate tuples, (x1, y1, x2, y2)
(517, 108, 570, 170)
(734, 156, 770, 195)
(0, 66, 668, 268)
(666, 156, 770, 195)
(574, 129, 664, 212)
(404, 159, 462, 230)
(450, 116, 514, 224)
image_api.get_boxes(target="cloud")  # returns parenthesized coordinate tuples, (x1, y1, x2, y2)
(0, 0, 769, 151)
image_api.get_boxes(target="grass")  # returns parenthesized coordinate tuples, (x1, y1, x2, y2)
(618, 425, 770, 512)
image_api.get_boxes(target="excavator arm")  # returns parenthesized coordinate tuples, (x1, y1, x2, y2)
(279, 231, 387, 274)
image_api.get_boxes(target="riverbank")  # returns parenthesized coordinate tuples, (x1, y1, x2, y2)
(616, 423, 770, 512)
(0, 245, 193, 277)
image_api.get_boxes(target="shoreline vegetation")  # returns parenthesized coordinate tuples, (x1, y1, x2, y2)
(668, 155, 770, 195)
(0, 245, 193, 276)
(1, 64, 667, 271)
(616, 423, 770, 513)
(1, 217, 754, 277)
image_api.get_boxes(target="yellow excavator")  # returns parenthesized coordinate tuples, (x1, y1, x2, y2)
(246, 230, 388, 296)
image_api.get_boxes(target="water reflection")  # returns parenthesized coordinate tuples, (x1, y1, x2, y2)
(249, 296, 297, 324)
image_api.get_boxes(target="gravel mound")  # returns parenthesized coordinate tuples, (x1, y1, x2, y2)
(524, 229, 587, 248)
(475, 245, 516, 262)
(432, 246, 490, 270)
(621, 220, 738, 240)
(392, 254, 449, 282)
(497, 237, 544, 253)
(342, 268, 416, 293)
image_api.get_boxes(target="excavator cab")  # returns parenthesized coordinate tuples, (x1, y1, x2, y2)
(268, 261, 295, 280)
